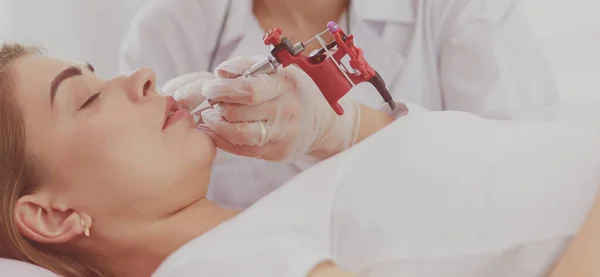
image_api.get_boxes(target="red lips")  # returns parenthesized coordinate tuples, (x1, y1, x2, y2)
(162, 96, 193, 130)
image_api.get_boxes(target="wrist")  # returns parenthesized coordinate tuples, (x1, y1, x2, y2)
(308, 101, 395, 159)
(307, 98, 361, 160)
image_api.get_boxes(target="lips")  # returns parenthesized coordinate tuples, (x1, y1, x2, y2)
(163, 96, 189, 130)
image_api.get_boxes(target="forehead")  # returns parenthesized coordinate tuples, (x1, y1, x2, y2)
(11, 54, 75, 108)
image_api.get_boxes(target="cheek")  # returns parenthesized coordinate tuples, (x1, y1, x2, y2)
(182, 130, 217, 168)
(52, 114, 159, 195)
(70, 116, 152, 164)
(44, 104, 217, 217)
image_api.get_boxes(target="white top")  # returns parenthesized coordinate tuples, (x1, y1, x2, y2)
(120, 0, 561, 210)
(152, 110, 600, 277)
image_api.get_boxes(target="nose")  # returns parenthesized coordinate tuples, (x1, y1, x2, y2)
(123, 67, 156, 102)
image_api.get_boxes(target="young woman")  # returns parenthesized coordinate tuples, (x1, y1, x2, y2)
(0, 43, 599, 277)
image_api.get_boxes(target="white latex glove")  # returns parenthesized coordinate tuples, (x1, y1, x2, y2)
(161, 71, 217, 122)
(198, 56, 361, 161)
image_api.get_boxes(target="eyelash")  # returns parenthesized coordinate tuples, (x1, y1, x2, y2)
(79, 92, 101, 110)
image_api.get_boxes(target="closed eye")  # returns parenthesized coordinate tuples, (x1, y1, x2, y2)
(79, 92, 101, 110)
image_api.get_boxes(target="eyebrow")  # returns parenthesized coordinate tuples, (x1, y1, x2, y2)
(50, 63, 95, 106)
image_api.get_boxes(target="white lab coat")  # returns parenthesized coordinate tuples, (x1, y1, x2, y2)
(119, 0, 560, 209)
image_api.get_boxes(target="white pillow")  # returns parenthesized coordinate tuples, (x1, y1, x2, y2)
(0, 259, 57, 276)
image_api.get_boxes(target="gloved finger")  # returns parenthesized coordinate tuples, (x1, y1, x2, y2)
(198, 124, 293, 161)
(214, 97, 285, 123)
(214, 55, 268, 78)
(202, 73, 286, 105)
(198, 125, 265, 158)
(173, 78, 212, 112)
(201, 109, 274, 147)
(162, 71, 215, 96)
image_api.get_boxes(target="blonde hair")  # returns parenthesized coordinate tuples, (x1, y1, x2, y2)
(0, 43, 107, 276)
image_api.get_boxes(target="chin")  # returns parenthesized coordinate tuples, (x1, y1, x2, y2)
(188, 130, 217, 166)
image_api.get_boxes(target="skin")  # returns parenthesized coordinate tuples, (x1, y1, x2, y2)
(547, 189, 600, 277)
(309, 263, 358, 277)
(9, 54, 385, 276)
(254, 0, 349, 52)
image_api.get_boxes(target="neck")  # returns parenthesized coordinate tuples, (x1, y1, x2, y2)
(253, 0, 349, 36)
(99, 199, 240, 277)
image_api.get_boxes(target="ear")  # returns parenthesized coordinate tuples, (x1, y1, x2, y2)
(14, 193, 92, 244)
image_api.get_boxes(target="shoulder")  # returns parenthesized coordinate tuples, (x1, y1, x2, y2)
(365, 0, 522, 43)
(423, 0, 518, 14)
(152, 214, 332, 277)
(156, 253, 331, 277)
(153, 167, 343, 276)
(422, 0, 521, 26)
(353, 0, 517, 26)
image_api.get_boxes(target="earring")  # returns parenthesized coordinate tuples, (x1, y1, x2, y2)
(80, 218, 90, 237)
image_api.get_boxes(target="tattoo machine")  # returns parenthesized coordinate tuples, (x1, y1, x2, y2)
(242, 21, 396, 115)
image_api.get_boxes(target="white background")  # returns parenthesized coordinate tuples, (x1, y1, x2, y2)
(0, 0, 598, 100)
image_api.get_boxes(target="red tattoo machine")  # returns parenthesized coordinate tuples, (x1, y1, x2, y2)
(242, 21, 396, 115)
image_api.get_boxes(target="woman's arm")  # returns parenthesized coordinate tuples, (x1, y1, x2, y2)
(307, 103, 395, 160)
(354, 103, 395, 144)
(547, 190, 600, 277)
(308, 262, 358, 277)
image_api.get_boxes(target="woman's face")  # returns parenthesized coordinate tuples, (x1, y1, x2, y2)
(11, 54, 216, 239)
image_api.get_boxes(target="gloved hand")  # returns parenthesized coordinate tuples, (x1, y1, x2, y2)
(161, 71, 216, 122)
(198, 56, 361, 161)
